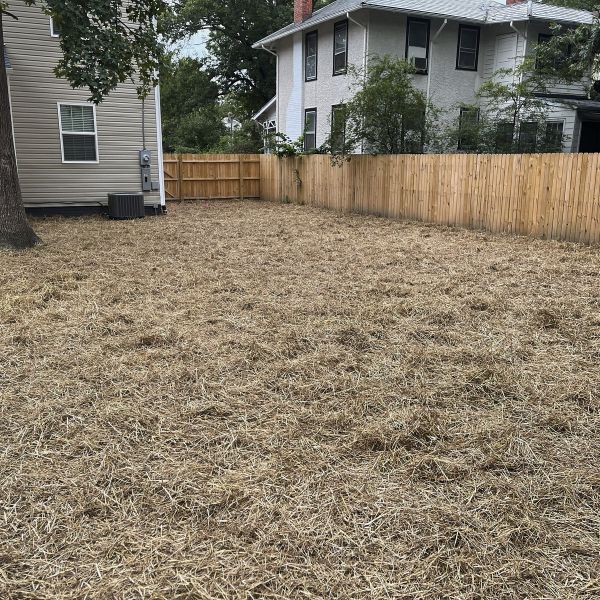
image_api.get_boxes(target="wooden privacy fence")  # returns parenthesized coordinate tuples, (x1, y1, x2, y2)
(260, 153, 600, 244)
(163, 153, 261, 201)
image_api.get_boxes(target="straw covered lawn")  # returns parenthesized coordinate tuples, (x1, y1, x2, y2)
(1, 200, 600, 599)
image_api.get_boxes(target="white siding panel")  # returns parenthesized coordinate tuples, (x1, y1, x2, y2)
(4, 1, 161, 207)
(286, 33, 305, 141)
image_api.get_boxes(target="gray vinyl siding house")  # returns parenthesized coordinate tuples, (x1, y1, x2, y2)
(4, 1, 165, 210)
(254, 0, 597, 154)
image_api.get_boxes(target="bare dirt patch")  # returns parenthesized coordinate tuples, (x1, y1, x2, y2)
(1, 200, 599, 599)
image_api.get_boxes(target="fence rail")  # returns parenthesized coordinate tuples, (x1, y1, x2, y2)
(163, 153, 261, 201)
(260, 153, 600, 244)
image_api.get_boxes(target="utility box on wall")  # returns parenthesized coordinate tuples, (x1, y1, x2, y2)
(139, 149, 152, 192)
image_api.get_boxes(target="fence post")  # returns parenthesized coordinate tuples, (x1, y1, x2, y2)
(239, 156, 244, 201)
(177, 154, 184, 201)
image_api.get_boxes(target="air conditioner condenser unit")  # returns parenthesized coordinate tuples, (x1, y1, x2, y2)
(107, 193, 145, 220)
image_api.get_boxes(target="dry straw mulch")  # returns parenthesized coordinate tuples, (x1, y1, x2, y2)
(1, 200, 599, 599)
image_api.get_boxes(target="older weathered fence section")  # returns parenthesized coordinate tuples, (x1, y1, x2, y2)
(260, 153, 600, 244)
(163, 153, 261, 201)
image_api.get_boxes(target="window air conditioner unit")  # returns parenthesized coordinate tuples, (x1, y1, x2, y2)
(107, 192, 145, 220)
(410, 56, 428, 72)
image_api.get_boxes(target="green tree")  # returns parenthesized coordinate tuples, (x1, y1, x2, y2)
(328, 56, 439, 156)
(545, 0, 596, 9)
(211, 119, 263, 154)
(210, 95, 263, 153)
(445, 68, 565, 154)
(0, 0, 167, 249)
(160, 56, 225, 152)
(166, 0, 335, 116)
(534, 1, 599, 93)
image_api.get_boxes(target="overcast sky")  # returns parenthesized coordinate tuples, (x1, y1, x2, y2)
(174, 31, 208, 58)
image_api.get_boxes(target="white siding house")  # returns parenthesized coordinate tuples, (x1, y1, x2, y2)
(3, 1, 165, 212)
(254, 0, 597, 154)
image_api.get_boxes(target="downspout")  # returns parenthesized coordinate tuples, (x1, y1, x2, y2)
(346, 11, 369, 76)
(262, 45, 279, 134)
(427, 19, 448, 103)
(347, 12, 369, 153)
(509, 20, 528, 84)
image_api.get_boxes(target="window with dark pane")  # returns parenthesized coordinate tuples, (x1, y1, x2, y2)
(62, 135, 97, 162)
(518, 122, 539, 153)
(333, 21, 348, 75)
(544, 121, 564, 152)
(458, 107, 480, 151)
(457, 26, 480, 71)
(305, 31, 318, 81)
(304, 109, 317, 150)
(495, 122, 515, 152)
(331, 104, 346, 152)
(406, 19, 429, 74)
(50, 17, 61, 37)
(536, 34, 571, 71)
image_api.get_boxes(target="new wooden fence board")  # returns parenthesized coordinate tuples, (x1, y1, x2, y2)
(584, 154, 599, 244)
(163, 153, 261, 201)
(260, 153, 600, 244)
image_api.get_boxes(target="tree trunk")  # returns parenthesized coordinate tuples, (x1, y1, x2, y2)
(0, 16, 40, 249)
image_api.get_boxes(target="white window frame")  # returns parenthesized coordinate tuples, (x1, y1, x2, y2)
(545, 119, 566, 151)
(57, 102, 100, 164)
(305, 31, 318, 82)
(304, 108, 317, 151)
(333, 21, 348, 76)
(50, 17, 60, 38)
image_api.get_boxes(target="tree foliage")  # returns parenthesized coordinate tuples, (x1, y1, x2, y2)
(328, 56, 438, 156)
(165, 0, 335, 116)
(1, 0, 169, 102)
(544, 0, 597, 9)
(445, 67, 565, 154)
(160, 56, 225, 152)
(534, 1, 600, 94)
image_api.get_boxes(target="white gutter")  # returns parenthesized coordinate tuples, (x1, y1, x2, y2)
(427, 19, 448, 103)
(261, 44, 279, 133)
(347, 11, 369, 75)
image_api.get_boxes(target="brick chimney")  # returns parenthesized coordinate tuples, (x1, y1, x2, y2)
(506, 0, 525, 4)
(295, 0, 313, 23)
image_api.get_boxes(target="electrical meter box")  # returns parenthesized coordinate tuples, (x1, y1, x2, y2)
(139, 150, 152, 192)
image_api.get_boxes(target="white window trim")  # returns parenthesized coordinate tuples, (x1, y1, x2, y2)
(50, 17, 60, 38)
(546, 118, 567, 150)
(57, 102, 100, 164)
